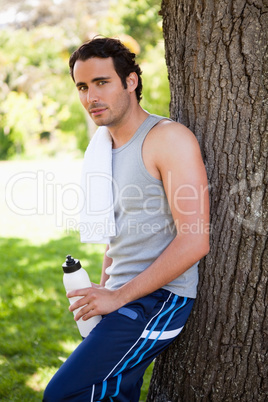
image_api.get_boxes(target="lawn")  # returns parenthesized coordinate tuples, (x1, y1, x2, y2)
(0, 159, 153, 401)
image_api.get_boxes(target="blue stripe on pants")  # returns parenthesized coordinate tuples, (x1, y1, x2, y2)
(113, 294, 179, 376)
(131, 297, 187, 368)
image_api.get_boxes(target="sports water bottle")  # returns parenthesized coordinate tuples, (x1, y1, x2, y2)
(62, 255, 102, 338)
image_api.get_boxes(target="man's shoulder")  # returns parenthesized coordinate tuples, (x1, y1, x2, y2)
(148, 119, 200, 152)
(143, 117, 204, 180)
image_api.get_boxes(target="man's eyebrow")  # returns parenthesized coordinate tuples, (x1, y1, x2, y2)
(76, 82, 86, 87)
(76, 77, 111, 87)
(92, 76, 111, 82)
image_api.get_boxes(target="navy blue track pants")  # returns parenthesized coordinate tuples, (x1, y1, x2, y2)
(43, 289, 194, 402)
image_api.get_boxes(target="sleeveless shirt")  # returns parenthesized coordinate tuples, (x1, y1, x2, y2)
(105, 114, 199, 298)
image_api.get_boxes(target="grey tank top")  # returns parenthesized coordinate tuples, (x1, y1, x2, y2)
(105, 114, 199, 298)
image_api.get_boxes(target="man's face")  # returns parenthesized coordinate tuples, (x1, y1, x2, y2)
(73, 57, 131, 128)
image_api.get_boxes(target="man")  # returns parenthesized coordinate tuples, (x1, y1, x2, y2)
(44, 37, 210, 401)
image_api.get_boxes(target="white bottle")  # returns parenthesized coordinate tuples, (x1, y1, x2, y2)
(62, 255, 102, 338)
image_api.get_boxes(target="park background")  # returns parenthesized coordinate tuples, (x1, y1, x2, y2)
(0, 0, 169, 400)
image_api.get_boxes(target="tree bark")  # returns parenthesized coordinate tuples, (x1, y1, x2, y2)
(147, 0, 268, 401)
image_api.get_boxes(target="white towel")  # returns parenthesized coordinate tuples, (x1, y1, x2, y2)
(79, 126, 115, 244)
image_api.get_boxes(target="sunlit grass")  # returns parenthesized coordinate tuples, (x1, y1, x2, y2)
(0, 232, 103, 400)
(26, 367, 61, 393)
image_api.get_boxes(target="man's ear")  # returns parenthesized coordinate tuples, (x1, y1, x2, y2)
(126, 72, 138, 93)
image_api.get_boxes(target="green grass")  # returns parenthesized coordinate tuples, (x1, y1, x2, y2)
(0, 231, 153, 401)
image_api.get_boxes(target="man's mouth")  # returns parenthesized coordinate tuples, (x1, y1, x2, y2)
(89, 107, 107, 117)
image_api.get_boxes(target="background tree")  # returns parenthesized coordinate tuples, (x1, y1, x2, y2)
(148, 0, 268, 401)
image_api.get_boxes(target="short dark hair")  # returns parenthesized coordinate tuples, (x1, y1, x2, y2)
(69, 37, 143, 103)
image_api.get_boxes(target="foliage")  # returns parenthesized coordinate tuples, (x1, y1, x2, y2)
(120, 0, 162, 52)
(0, 232, 152, 401)
(0, 26, 88, 160)
(0, 92, 41, 157)
(141, 43, 170, 116)
(98, 0, 163, 57)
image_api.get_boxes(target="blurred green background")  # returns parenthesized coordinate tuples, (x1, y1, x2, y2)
(0, 0, 169, 399)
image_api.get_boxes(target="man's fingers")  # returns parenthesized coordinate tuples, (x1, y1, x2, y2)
(66, 287, 91, 298)
(74, 305, 97, 321)
(69, 297, 91, 313)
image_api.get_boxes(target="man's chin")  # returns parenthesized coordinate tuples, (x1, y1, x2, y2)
(94, 122, 109, 127)
(91, 116, 110, 127)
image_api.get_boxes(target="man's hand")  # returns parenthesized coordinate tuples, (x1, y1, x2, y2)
(67, 285, 123, 321)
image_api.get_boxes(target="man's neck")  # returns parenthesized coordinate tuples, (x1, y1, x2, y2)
(108, 106, 149, 149)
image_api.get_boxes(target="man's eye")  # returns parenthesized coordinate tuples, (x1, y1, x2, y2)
(98, 81, 107, 86)
(78, 86, 87, 91)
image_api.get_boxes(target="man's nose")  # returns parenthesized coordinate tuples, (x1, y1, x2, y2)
(87, 88, 99, 103)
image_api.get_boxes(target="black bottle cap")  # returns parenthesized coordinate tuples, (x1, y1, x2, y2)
(62, 255, 81, 273)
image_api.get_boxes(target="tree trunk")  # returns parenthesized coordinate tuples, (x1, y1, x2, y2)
(147, 0, 268, 401)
